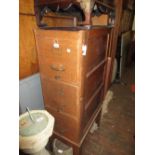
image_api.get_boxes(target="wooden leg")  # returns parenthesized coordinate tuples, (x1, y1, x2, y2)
(72, 145, 82, 155)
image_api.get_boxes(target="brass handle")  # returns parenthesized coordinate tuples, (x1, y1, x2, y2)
(54, 75, 61, 80)
(50, 64, 65, 72)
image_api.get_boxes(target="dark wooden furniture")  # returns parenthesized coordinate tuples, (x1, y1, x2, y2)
(34, 26, 111, 155)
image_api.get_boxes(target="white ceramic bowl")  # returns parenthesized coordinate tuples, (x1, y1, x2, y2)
(19, 110, 55, 154)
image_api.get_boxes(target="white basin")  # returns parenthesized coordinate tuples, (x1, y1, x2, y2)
(19, 110, 55, 154)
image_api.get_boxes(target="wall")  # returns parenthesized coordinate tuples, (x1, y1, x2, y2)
(19, 14, 39, 79)
(19, 74, 44, 114)
(19, 0, 43, 113)
(19, 0, 39, 79)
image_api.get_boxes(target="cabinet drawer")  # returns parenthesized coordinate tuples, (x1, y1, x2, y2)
(38, 57, 78, 84)
(36, 37, 78, 64)
(84, 32, 109, 73)
(35, 30, 82, 84)
(84, 83, 104, 126)
(84, 60, 106, 104)
(46, 107, 80, 143)
(41, 76, 79, 118)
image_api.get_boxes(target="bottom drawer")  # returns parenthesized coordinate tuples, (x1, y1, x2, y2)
(46, 106, 80, 143)
(84, 84, 104, 127)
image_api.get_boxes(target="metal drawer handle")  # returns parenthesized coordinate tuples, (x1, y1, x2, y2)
(54, 75, 61, 80)
(50, 64, 65, 72)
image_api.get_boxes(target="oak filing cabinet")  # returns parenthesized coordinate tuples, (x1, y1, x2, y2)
(34, 26, 111, 155)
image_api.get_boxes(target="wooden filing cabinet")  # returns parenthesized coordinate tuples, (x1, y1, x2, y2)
(34, 27, 110, 155)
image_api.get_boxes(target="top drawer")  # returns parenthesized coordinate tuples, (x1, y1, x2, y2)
(83, 29, 109, 73)
(35, 30, 83, 84)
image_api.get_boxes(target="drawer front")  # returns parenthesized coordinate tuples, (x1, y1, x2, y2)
(41, 76, 79, 118)
(83, 61, 106, 104)
(46, 107, 80, 143)
(38, 57, 78, 83)
(83, 31, 109, 73)
(35, 30, 82, 84)
(84, 83, 104, 127)
(37, 37, 78, 64)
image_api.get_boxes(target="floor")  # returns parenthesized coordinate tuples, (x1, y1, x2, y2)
(82, 65, 135, 155)
(20, 66, 135, 155)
